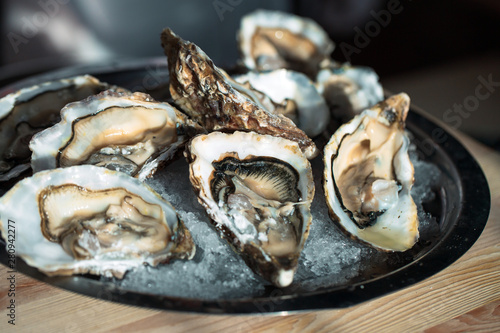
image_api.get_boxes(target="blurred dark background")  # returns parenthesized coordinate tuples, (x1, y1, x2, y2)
(1, 0, 499, 148)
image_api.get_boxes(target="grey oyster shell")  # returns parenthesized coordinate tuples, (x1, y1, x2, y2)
(30, 90, 202, 180)
(0, 165, 195, 278)
(323, 93, 418, 251)
(238, 9, 334, 78)
(186, 131, 314, 287)
(233, 69, 330, 137)
(0, 75, 122, 181)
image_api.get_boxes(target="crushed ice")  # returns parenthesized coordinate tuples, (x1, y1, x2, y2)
(113, 140, 442, 300)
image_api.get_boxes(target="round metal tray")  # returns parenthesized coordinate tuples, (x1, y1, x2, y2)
(0, 59, 490, 314)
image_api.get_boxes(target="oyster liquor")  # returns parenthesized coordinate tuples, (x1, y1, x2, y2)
(6, 219, 16, 325)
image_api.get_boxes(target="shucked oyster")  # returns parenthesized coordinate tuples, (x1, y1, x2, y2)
(233, 69, 330, 138)
(186, 131, 314, 287)
(0, 75, 119, 181)
(238, 9, 334, 77)
(316, 64, 384, 123)
(323, 93, 418, 251)
(0, 165, 195, 278)
(161, 28, 318, 160)
(30, 90, 202, 180)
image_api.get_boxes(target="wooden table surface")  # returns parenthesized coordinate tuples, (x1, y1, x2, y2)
(1, 112, 499, 332)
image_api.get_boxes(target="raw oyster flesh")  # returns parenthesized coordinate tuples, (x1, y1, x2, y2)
(186, 131, 314, 287)
(323, 93, 419, 251)
(161, 28, 318, 159)
(233, 69, 330, 138)
(0, 75, 120, 181)
(238, 9, 334, 77)
(30, 90, 202, 180)
(0, 165, 195, 278)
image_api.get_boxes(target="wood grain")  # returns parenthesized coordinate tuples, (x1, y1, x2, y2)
(1, 125, 499, 332)
(424, 299, 500, 333)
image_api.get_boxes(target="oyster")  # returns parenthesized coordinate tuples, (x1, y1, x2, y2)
(316, 64, 384, 123)
(219, 68, 279, 113)
(161, 28, 318, 159)
(186, 131, 314, 287)
(233, 69, 330, 137)
(0, 165, 195, 278)
(238, 9, 334, 77)
(30, 90, 202, 180)
(0, 75, 120, 181)
(323, 93, 418, 251)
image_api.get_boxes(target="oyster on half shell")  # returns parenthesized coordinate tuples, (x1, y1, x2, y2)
(0, 165, 195, 278)
(161, 28, 318, 160)
(30, 90, 202, 180)
(186, 131, 314, 287)
(323, 93, 418, 251)
(237, 9, 334, 78)
(316, 64, 384, 123)
(233, 69, 330, 138)
(0, 75, 121, 181)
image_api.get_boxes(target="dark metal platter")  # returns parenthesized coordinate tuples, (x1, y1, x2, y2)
(0, 58, 491, 314)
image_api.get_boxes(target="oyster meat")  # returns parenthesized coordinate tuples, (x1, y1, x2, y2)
(233, 69, 330, 137)
(0, 75, 120, 181)
(323, 93, 418, 251)
(186, 131, 314, 287)
(0, 165, 195, 278)
(30, 90, 202, 180)
(238, 9, 334, 77)
(161, 28, 318, 159)
(316, 64, 384, 123)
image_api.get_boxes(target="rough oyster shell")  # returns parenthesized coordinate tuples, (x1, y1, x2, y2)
(0, 75, 120, 182)
(233, 69, 330, 137)
(0, 165, 195, 278)
(238, 9, 334, 77)
(323, 93, 418, 251)
(186, 131, 314, 287)
(161, 28, 318, 160)
(30, 90, 202, 180)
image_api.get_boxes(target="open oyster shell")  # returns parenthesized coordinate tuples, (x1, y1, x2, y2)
(323, 93, 418, 251)
(0, 165, 195, 278)
(186, 131, 314, 287)
(161, 28, 318, 160)
(238, 9, 334, 77)
(0, 75, 121, 182)
(316, 64, 384, 123)
(30, 90, 202, 180)
(233, 69, 330, 138)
